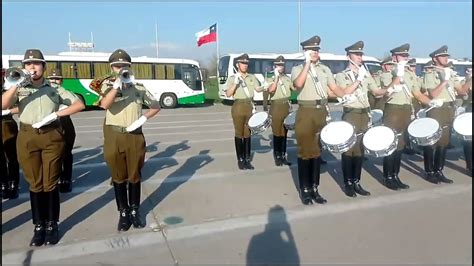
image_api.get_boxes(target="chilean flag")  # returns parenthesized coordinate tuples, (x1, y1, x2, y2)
(195, 24, 217, 47)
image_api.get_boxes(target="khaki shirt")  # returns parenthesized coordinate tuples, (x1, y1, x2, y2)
(226, 74, 261, 99)
(381, 68, 420, 105)
(422, 69, 461, 103)
(100, 80, 159, 127)
(15, 80, 79, 124)
(335, 68, 378, 109)
(264, 74, 293, 100)
(291, 62, 335, 101)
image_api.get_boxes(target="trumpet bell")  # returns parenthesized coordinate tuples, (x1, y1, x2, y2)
(118, 67, 135, 84)
(5, 67, 31, 86)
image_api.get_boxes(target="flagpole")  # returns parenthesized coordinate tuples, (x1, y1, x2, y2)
(155, 20, 159, 58)
(298, 0, 301, 52)
(216, 23, 219, 78)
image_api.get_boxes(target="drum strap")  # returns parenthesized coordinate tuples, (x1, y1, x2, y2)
(347, 70, 374, 126)
(275, 75, 288, 96)
(308, 67, 332, 121)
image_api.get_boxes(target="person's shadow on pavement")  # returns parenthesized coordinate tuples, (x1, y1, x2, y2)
(246, 205, 300, 266)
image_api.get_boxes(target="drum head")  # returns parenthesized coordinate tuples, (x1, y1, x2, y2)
(320, 121, 354, 145)
(453, 112, 472, 136)
(363, 126, 395, 151)
(408, 118, 440, 138)
(248, 112, 268, 127)
(370, 109, 383, 123)
(284, 112, 296, 124)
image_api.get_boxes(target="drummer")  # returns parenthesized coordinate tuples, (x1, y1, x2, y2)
(421, 46, 472, 183)
(225, 53, 263, 170)
(291, 35, 358, 205)
(264, 55, 293, 166)
(381, 43, 433, 190)
(334, 41, 388, 197)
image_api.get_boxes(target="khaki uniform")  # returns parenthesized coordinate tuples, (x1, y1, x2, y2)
(335, 68, 378, 157)
(291, 63, 333, 159)
(227, 74, 261, 138)
(100, 80, 158, 183)
(368, 70, 386, 110)
(15, 81, 78, 192)
(407, 70, 423, 114)
(381, 68, 420, 150)
(1, 106, 20, 199)
(265, 74, 292, 137)
(422, 70, 460, 147)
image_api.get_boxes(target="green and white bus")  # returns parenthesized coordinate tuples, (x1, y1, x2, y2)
(2, 52, 207, 108)
(218, 52, 381, 102)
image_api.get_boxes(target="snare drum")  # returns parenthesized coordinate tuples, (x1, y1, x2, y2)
(363, 126, 398, 157)
(370, 109, 384, 126)
(320, 121, 356, 153)
(407, 118, 442, 146)
(248, 112, 272, 135)
(453, 112, 472, 141)
(283, 111, 296, 130)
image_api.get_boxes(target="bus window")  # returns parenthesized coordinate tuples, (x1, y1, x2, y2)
(61, 62, 75, 78)
(155, 64, 166, 80)
(76, 62, 92, 79)
(455, 65, 468, 77)
(166, 65, 176, 79)
(218, 56, 230, 84)
(182, 64, 202, 91)
(44, 61, 58, 78)
(322, 60, 347, 74)
(8, 60, 22, 68)
(93, 62, 110, 78)
(132, 63, 152, 79)
(284, 60, 303, 74)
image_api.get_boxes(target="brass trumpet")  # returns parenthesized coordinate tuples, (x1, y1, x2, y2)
(118, 67, 135, 84)
(5, 67, 32, 87)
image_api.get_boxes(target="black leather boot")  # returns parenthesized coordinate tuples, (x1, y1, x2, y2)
(393, 150, 409, 189)
(129, 181, 144, 229)
(113, 182, 132, 232)
(383, 154, 399, 190)
(29, 191, 46, 246)
(6, 159, 20, 199)
(297, 158, 313, 205)
(44, 188, 60, 245)
(234, 137, 246, 170)
(273, 136, 283, 166)
(353, 156, 371, 196)
(341, 154, 356, 197)
(280, 134, 291, 166)
(310, 157, 327, 204)
(423, 146, 439, 184)
(434, 147, 453, 184)
(464, 141, 472, 176)
(243, 137, 254, 170)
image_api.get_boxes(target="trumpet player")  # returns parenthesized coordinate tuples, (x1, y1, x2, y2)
(2, 49, 85, 246)
(334, 41, 388, 197)
(225, 53, 263, 170)
(264, 55, 293, 167)
(421, 46, 472, 184)
(291, 36, 358, 205)
(47, 69, 75, 193)
(97, 49, 160, 231)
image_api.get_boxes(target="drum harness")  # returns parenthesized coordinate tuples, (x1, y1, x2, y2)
(345, 64, 376, 128)
(308, 65, 332, 122)
(234, 66, 257, 113)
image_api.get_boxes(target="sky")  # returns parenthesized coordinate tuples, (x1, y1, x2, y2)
(2, 1, 472, 67)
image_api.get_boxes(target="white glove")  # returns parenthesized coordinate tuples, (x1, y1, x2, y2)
(386, 85, 402, 95)
(113, 78, 122, 90)
(273, 68, 279, 78)
(126, 115, 147, 132)
(442, 68, 452, 81)
(396, 61, 407, 77)
(357, 67, 367, 82)
(337, 94, 355, 104)
(304, 50, 312, 63)
(32, 112, 58, 129)
(233, 73, 241, 85)
(429, 99, 443, 108)
(2, 109, 12, 116)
